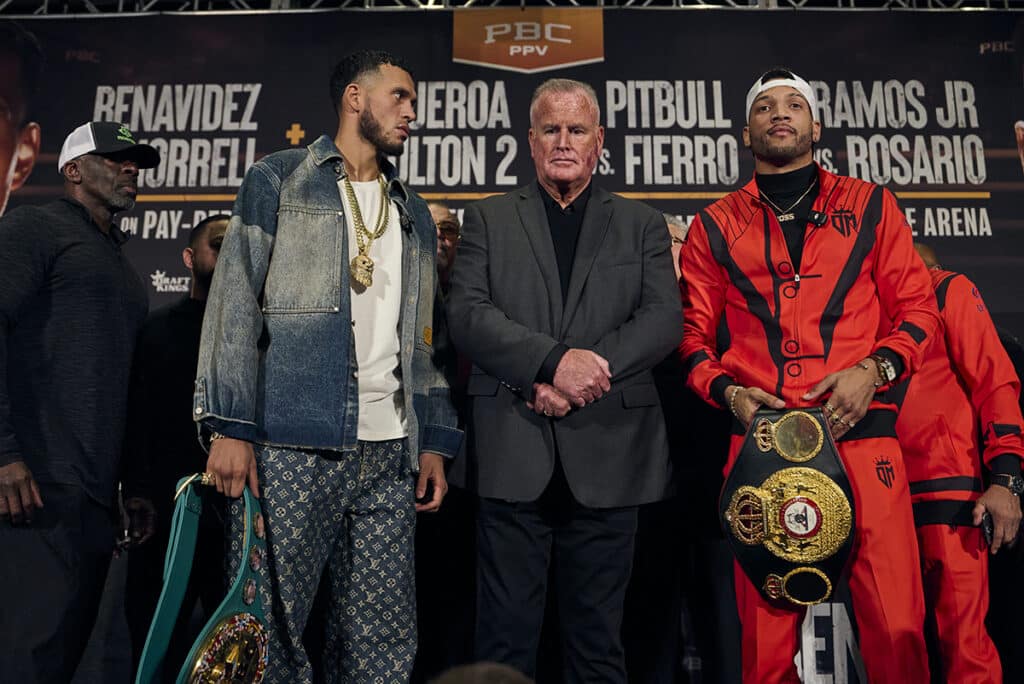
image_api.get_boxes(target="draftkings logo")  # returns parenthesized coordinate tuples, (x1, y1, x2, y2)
(150, 270, 190, 293)
(452, 8, 604, 73)
(874, 457, 895, 489)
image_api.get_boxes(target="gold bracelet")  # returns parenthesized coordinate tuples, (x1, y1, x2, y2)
(210, 431, 226, 443)
(728, 386, 742, 419)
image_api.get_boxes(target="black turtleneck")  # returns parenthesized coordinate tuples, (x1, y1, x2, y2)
(755, 163, 819, 273)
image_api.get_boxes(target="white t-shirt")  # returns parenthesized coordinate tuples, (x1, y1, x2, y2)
(339, 178, 406, 441)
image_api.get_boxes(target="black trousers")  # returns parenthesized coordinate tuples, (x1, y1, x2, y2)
(475, 464, 638, 684)
(0, 484, 116, 684)
(411, 485, 477, 683)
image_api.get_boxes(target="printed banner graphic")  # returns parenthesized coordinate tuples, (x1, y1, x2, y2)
(8, 10, 1024, 344)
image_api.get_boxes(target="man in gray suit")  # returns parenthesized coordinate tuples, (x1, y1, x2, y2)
(447, 78, 682, 683)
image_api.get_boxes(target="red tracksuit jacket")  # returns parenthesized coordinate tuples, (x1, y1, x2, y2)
(679, 166, 939, 433)
(897, 269, 1024, 508)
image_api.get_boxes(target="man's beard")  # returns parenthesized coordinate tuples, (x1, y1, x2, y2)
(359, 106, 405, 156)
(751, 129, 813, 166)
(108, 192, 136, 213)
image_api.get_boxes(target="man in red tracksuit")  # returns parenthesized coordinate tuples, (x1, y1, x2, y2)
(679, 68, 939, 683)
(896, 243, 1024, 684)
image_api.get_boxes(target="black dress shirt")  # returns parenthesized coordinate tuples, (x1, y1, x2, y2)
(536, 182, 592, 383)
(0, 198, 149, 507)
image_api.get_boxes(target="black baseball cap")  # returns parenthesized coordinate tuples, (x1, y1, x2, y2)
(57, 121, 160, 171)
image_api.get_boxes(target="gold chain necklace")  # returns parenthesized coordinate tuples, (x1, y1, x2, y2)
(344, 174, 390, 288)
(760, 178, 818, 223)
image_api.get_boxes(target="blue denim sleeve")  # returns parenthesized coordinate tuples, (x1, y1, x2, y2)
(413, 233, 463, 460)
(193, 162, 280, 445)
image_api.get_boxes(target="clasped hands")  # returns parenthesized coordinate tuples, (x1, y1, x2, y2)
(729, 358, 880, 440)
(526, 348, 611, 418)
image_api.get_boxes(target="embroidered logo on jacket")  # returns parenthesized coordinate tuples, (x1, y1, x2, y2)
(830, 209, 858, 238)
(874, 457, 895, 489)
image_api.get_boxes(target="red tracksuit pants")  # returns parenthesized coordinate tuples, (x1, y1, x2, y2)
(918, 524, 1000, 683)
(726, 435, 930, 683)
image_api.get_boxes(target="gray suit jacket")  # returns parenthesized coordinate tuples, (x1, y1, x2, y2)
(447, 182, 683, 508)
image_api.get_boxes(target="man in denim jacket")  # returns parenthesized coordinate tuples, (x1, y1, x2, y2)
(193, 51, 461, 682)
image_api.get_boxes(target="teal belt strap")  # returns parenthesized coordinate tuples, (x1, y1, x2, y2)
(136, 475, 269, 684)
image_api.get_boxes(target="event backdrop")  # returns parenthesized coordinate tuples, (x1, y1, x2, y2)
(7, 9, 1024, 682)
(10, 9, 1024, 339)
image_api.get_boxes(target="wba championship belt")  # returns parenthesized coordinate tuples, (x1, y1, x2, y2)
(136, 475, 269, 684)
(719, 408, 856, 607)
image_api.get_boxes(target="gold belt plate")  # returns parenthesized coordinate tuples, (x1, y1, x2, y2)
(188, 613, 268, 683)
(724, 466, 853, 564)
(754, 410, 824, 463)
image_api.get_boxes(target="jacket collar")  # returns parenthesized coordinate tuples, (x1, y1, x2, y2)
(307, 134, 410, 205)
(515, 181, 613, 335)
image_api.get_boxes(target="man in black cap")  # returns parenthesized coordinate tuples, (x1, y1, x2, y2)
(0, 121, 157, 682)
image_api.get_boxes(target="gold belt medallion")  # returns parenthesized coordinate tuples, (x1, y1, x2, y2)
(754, 410, 824, 463)
(189, 613, 268, 683)
(724, 467, 853, 564)
(763, 567, 834, 605)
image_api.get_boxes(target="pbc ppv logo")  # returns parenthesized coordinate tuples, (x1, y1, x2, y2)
(150, 270, 190, 293)
(453, 8, 604, 74)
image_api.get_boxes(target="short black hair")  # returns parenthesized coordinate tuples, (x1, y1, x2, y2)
(0, 21, 44, 125)
(190, 214, 229, 248)
(756, 67, 799, 85)
(329, 50, 410, 114)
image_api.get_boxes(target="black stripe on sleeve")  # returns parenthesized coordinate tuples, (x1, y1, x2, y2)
(992, 423, 1023, 437)
(909, 476, 983, 495)
(898, 321, 927, 345)
(934, 273, 961, 312)
(710, 374, 737, 409)
(682, 350, 711, 374)
(912, 500, 975, 527)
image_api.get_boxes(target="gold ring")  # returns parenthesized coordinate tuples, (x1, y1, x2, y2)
(829, 412, 841, 423)
(824, 402, 835, 413)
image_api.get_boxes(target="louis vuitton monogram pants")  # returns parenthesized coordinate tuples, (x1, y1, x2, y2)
(228, 440, 417, 684)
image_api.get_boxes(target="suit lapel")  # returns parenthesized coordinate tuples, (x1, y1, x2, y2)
(561, 185, 612, 337)
(516, 184, 563, 332)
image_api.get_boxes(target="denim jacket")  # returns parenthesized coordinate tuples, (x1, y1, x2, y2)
(193, 135, 461, 469)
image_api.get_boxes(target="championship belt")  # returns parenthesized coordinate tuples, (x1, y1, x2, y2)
(136, 475, 269, 684)
(719, 408, 856, 607)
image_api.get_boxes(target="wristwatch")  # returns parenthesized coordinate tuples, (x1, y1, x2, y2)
(991, 473, 1024, 496)
(870, 354, 897, 384)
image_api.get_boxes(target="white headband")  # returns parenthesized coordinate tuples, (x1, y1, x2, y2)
(745, 74, 817, 120)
